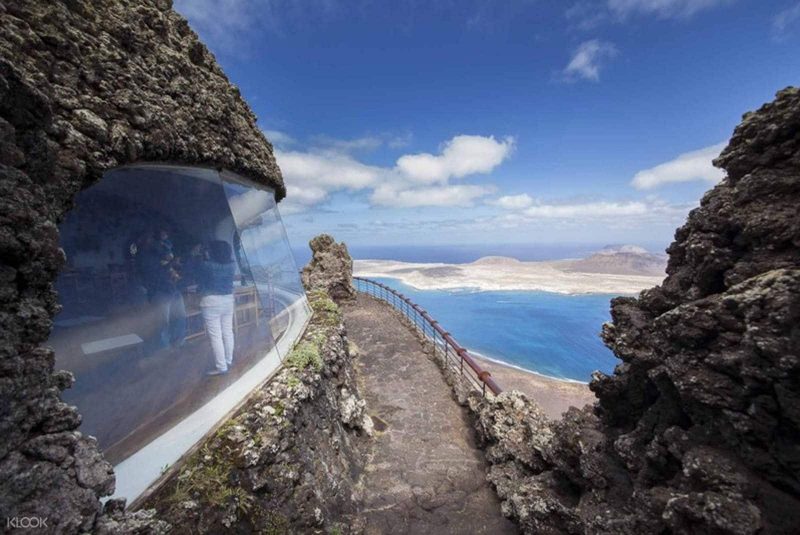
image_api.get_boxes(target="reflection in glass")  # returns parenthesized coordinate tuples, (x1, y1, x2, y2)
(46, 166, 310, 486)
(222, 178, 310, 356)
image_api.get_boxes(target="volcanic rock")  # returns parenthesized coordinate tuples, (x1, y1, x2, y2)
(302, 234, 357, 302)
(469, 87, 800, 534)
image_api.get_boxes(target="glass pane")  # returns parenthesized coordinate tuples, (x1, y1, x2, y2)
(221, 176, 311, 360)
(46, 165, 302, 495)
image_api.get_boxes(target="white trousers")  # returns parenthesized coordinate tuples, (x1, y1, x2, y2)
(200, 294, 235, 372)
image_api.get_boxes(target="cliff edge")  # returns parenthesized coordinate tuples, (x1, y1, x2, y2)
(474, 87, 800, 534)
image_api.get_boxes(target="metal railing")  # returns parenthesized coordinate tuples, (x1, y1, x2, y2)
(353, 276, 502, 397)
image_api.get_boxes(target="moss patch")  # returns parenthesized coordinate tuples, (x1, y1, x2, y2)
(285, 340, 323, 371)
(309, 289, 342, 326)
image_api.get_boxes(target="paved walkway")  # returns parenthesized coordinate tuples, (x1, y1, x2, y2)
(344, 294, 518, 535)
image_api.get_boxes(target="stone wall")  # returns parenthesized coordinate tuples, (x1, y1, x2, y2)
(139, 290, 371, 534)
(0, 1, 283, 531)
(462, 88, 800, 534)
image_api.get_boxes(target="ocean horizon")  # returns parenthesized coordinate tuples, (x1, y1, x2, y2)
(368, 276, 621, 383)
(292, 242, 643, 382)
(292, 241, 668, 268)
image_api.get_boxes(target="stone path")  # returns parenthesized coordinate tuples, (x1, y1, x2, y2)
(343, 294, 518, 535)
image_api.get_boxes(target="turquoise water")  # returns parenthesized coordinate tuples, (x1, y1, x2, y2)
(369, 277, 620, 382)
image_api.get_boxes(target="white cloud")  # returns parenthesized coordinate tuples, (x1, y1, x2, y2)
(174, 0, 343, 54)
(524, 200, 648, 218)
(277, 149, 384, 190)
(608, 0, 732, 19)
(630, 142, 727, 189)
(489, 193, 535, 210)
(563, 39, 618, 82)
(274, 133, 512, 212)
(567, 0, 732, 30)
(311, 135, 384, 152)
(566, 2, 609, 30)
(396, 135, 515, 184)
(371, 184, 495, 208)
(485, 196, 696, 233)
(263, 129, 296, 148)
(773, 3, 800, 39)
(387, 133, 413, 149)
(174, 0, 260, 53)
(274, 148, 386, 212)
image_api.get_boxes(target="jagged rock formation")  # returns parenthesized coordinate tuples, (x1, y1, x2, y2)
(302, 234, 357, 302)
(143, 290, 371, 533)
(469, 88, 800, 534)
(0, 1, 282, 531)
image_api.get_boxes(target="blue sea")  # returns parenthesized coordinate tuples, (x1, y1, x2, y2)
(293, 242, 666, 267)
(368, 277, 621, 383)
(292, 242, 651, 382)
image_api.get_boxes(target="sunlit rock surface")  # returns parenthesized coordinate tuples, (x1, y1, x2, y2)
(466, 87, 800, 534)
(1, 0, 282, 531)
(302, 234, 357, 302)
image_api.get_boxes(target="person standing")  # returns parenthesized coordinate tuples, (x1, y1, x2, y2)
(141, 230, 187, 350)
(197, 240, 236, 376)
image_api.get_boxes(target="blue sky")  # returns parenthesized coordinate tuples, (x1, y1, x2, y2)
(175, 0, 800, 253)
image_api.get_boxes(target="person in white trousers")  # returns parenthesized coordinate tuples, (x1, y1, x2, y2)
(197, 240, 237, 376)
(201, 294, 234, 374)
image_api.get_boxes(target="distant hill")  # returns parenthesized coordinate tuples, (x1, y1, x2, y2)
(562, 245, 667, 276)
(470, 256, 523, 266)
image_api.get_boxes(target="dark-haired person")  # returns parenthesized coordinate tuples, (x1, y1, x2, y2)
(141, 232, 186, 350)
(197, 240, 236, 376)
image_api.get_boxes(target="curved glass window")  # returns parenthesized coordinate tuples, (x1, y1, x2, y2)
(46, 165, 311, 502)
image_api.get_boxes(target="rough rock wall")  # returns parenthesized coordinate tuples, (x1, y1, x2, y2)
(142, 281, 371, 534)
(472, 88, 800, 534)
(0, 1, 282, 531)
(302, 234, 357, 302)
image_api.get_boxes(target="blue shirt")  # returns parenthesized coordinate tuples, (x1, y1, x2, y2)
(197, 260, 235, 296)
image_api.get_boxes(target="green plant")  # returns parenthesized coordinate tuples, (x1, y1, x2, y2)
(167, 438, 259, 520)
(286, 374, 300, 388)
(308, 291, 341, 326)
(262, 511, 290, 535)
(214, 419, 238, 441)
(285, 341, 323, 371)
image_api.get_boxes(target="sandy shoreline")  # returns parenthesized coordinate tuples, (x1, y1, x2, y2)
(353, 253, 638, 417)
(472, 354, 596, 419)
(354, 257, 664, 295)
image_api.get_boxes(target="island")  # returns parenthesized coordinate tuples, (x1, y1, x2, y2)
(354, 246, 668, 295)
